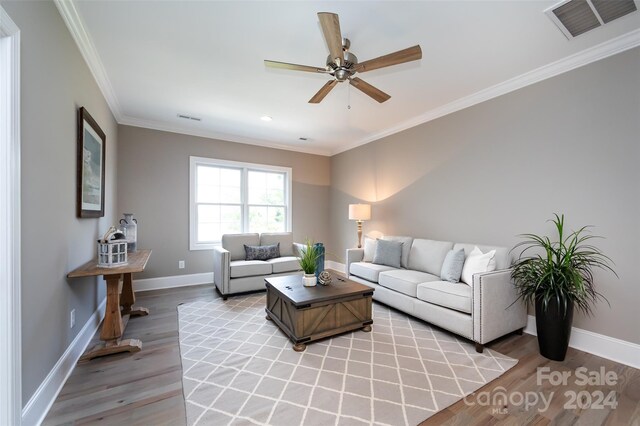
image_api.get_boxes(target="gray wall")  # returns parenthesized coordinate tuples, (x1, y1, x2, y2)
(330, 48, 640, 345)
(117, 126, 330, 279)
(2, 1, 119, 404)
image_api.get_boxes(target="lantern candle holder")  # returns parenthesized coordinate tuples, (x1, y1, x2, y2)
(97, 226, 128, 267)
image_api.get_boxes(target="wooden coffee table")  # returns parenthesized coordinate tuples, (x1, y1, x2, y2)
(264, 274, 374, 351)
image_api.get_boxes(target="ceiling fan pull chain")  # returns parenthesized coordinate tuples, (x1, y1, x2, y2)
(348, 83, 351, 110)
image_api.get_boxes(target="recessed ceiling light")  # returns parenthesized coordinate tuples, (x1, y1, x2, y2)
(260, 115, 272, 122)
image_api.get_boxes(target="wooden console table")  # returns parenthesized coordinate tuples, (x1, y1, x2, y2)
(68, 249, 151, 361)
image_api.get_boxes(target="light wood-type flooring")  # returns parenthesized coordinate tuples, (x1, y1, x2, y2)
(43, 283, 639, 425)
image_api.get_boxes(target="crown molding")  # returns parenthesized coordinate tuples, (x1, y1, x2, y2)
(331, 28, 640, 156)
(119, 115, 332, 157)
(54, 0, 640, 158)
(54, 0, 123, 121)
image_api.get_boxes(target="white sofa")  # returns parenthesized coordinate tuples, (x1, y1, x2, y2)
(213, 232, 301, 299)
(346, 237, 527, 352)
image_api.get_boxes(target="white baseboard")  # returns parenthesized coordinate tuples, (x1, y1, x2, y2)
(22, 298, 106, 426)
(524, 315, 640, 369)
(326, 261, 346, 274)
(133, 272, 213, 292)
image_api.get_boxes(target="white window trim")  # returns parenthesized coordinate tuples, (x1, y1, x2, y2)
(0, 6, 21, 426)
(189, 156, 292, 250)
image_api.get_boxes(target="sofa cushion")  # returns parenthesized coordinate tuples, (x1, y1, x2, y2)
(453, 243, 510, 270)
(417, 281, 472, 314)
(350, 262, 397, 283)
(373, 239, 403, 268)
(378, 270, 440, 298)
(223, 233, 260, 261)
(440, 248, 466, 283)
(260, 232, 294, 257)
(245, 243, 280, 261)
(230, 260, 272, 278)
(382, 236, 413, 268)
(363, 237, 377, 262)
(460, 246, 497, 286)
(408, 239, 454, 276)
(267, 256, 300, 274)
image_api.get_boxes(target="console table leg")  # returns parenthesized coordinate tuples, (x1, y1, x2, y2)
(121, 272, 149, 317)
(293, 343, 306, 352)
(362, 325, 372, 332)
(101, 274, 124, 342)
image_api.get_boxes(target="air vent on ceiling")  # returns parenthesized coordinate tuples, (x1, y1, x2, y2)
(545, 0, 637, 39)
(177, 114, 202, 122)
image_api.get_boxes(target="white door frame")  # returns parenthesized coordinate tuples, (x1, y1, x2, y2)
(0, 6, 22, 426)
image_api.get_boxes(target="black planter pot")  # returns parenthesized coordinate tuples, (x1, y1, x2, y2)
(535, 297, 574, 361)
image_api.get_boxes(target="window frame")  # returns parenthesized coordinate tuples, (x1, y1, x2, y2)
(189, 156, 292, 250)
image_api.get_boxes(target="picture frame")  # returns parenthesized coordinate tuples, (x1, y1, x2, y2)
(76, 107, 106, 218)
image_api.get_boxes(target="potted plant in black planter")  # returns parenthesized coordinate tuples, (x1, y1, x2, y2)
(511, 214, 616, 361)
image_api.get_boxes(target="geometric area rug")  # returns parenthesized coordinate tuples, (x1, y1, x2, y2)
(178, 294, 517, 426)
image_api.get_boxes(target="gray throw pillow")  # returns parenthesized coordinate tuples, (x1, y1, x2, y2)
(372, 239, 403, 268)
(245, 243, 280, 261)
(440, 248, 465, 282)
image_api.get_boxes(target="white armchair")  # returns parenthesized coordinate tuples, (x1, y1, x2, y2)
(213, 232, 302, 299)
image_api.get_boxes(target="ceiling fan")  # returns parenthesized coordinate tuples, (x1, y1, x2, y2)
(264, 12, 422, 104)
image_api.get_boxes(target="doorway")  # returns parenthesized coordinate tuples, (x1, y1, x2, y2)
(0, 5, 22, 425)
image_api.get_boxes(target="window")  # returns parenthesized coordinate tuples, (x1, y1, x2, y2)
(190, 156, 291, 250)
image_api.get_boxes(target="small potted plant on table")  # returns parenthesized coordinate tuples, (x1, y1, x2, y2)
(298, 239, 321, 287)
(511, 214, 616, 361)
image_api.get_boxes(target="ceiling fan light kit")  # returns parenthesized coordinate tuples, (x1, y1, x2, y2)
(265, 12, 422, 104)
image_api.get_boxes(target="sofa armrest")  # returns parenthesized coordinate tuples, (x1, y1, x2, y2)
(346, 248, 364, 277)
(473, 269, 527, 344)
(213, 246, 230, 295)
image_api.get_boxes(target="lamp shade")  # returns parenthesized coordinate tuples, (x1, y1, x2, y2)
(348, 204, 371, 221)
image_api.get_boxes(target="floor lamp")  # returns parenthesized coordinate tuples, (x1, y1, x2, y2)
(349, 204, 371, 248)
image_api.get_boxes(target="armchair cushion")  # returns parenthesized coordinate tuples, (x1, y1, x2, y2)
(230, 260, 272, 278)
(350, 262, 397, 283)
(244, 243, 280, 261)
(222, 233, 260, 261)
(417, 281, 472, 314)
(260, 232, 294, 257)
(267, 256, 300, 274)
(379, 270, 440, 298)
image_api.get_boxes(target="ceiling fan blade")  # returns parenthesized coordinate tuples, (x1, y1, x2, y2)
(309, 80, 338, 103)
(264, 60, 327, 73)
(318, 12, 344, 66)
(349, 77, 390, 103)
(355, 45, 422, 73)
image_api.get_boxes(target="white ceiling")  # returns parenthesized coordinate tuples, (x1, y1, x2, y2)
(65, 1, 640, 156)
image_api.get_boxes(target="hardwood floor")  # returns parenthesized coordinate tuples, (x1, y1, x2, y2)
(43, 284, 216, 426)
(43, 284, 639, 425)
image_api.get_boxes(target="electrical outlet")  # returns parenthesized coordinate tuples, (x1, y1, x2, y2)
(70, 309, 76, 328)
(178, 260, 185, 269)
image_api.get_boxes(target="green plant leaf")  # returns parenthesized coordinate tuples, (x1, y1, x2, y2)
(510, 214, 616, 316)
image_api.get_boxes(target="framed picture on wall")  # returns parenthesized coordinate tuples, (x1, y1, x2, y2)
(76, 107, 106, 218)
